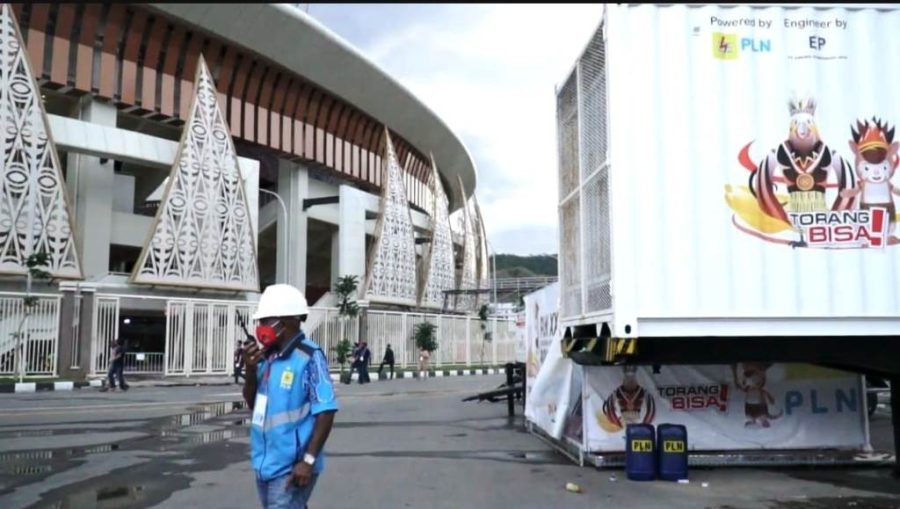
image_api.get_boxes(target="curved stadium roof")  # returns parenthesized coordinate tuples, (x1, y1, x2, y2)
(148, 3, 478, 211)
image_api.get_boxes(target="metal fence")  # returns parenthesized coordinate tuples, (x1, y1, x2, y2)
(0, 292, 61, 377)
(165, 300, 255, 377)
(123, 352, 164, 374)
(70, 294, 82, 369)
(347, 310, 517, 369)
(304, 307, 360, 366)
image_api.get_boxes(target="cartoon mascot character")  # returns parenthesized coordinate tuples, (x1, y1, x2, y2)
(597, 365, 656, 433)
(749, 97, 856, 246)
(841, 118, 900, 235)
(732, 362, 783, 428)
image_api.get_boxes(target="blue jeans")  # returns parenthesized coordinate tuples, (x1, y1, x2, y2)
(108, 362, 127, 389)
(256, 473, 318, 509)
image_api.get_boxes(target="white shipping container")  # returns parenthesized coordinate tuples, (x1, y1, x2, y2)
(558, 3, 900, 339)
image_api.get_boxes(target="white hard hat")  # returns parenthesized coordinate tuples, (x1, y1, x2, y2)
(252, 284, 310, 320)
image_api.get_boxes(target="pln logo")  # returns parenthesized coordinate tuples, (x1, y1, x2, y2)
(712, 32, 772, 60)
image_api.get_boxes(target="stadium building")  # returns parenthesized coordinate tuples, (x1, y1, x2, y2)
(0, 3, 507, 381)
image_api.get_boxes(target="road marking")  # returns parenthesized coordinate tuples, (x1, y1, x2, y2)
(0, 383, 497, 416)
(0, 399, 243, 416)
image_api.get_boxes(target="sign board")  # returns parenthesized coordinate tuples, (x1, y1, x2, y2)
(583, 363, 868, 452)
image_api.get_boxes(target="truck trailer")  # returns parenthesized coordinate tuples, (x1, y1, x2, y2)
(555, 3, 899, 466)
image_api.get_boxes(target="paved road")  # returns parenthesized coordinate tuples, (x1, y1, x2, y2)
(0, 377, 896, 509)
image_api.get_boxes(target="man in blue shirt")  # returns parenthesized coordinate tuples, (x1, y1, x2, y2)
(243, 284, 339, 508)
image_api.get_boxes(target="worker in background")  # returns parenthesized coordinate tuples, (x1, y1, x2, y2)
(378, 344, 395, 380)
(357, 340, 371, 384)
(242, 284, 339, 508)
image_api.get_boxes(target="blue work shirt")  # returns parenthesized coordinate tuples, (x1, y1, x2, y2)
(250, 331, 339, 482)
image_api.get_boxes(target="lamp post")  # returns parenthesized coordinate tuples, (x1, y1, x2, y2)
(260, 188, 290, 284)
(486, 240, 498, 307)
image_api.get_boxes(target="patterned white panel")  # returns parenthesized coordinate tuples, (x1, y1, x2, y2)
(455, 175, 477, 313)
(131, 57, 259, 291)
(473, 197, 491, 309)
(362, 129, 418, 306)
(418, 156, 455, 309)
(0, 5, 81, 279)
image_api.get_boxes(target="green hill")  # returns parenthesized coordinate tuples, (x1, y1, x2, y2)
(492, 254, 557, 278)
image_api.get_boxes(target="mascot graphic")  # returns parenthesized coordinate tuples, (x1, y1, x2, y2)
(732, 362, 783, 428)
(597, 365, 656, 433)
(841, 118, 900, 235)
(747, 97, 855, 247)
(723, 96, 886, 248)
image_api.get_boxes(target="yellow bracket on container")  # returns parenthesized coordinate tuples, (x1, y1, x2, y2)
(610, 338, 638, 359)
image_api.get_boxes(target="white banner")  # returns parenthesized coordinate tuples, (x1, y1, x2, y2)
(524, 282, 559, 398)
(524, 330, 572, 439)
(584, 363, 869, 452)
(524, 282, 584, 441)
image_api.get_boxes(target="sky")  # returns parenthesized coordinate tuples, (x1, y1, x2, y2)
(303, 4, 602, 255)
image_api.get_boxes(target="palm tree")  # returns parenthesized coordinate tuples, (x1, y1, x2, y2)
(414, 322, 438, 353)
(333, 275, 359, 376)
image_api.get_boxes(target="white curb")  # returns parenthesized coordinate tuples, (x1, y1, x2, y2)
(14, 383, 36, 393)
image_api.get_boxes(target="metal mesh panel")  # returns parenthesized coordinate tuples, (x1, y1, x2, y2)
(560, 196, 582, 316)
(557, 73, 579, 200)
(583, 173, 612, 312)
(578, 22, 612, 314)
(579, 25, 608, 179)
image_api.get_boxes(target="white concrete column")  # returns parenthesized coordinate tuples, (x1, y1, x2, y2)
(276, 159, 308, 290)
(336, 185, 367, 284)
(66, 99, 117, 281)
(330, 231, 340, 287)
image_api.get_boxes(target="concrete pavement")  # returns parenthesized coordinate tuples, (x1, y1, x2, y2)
(0, 376, 896, 509)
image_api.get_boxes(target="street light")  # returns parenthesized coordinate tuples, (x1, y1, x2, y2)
(259, 188, 290, 284)
(486, 239, 498, 308)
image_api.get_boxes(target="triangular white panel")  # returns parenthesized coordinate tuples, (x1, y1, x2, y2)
(0, 4, 81, 278)
(418, 155, 455, 309)
(455, 175, 477, 313)
(473, 197, 491, 310)
(362, 129, 418, 306)
(131, 56, 259, 291)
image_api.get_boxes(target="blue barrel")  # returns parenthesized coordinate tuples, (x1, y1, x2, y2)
(624, 424, 656, 481)
(657, 423, 688, 481)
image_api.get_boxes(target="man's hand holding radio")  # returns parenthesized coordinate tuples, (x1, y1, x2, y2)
(243, 340, 264, 370)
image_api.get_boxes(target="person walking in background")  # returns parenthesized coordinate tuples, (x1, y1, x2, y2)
(378, 344, 395, 380)
(347, 342, 361, 383)
(100, 338, 128, 392)
(417, 348, 431, 381)
(357, 341, 371, 384)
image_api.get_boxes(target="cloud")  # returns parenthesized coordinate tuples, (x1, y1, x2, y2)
(308, 4, 601, 255)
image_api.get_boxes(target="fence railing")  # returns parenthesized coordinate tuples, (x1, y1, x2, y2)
(304, 307, 517, 370)
(123, 352, 164, 374)
(0, 292, 61, 377)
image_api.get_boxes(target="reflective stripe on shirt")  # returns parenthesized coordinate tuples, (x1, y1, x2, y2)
(263, 403, 311, 432)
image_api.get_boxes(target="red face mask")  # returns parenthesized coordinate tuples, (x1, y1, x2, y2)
(255, 320, 283, 348)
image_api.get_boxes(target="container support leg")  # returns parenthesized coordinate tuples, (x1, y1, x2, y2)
(892, 376, 899, 478)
